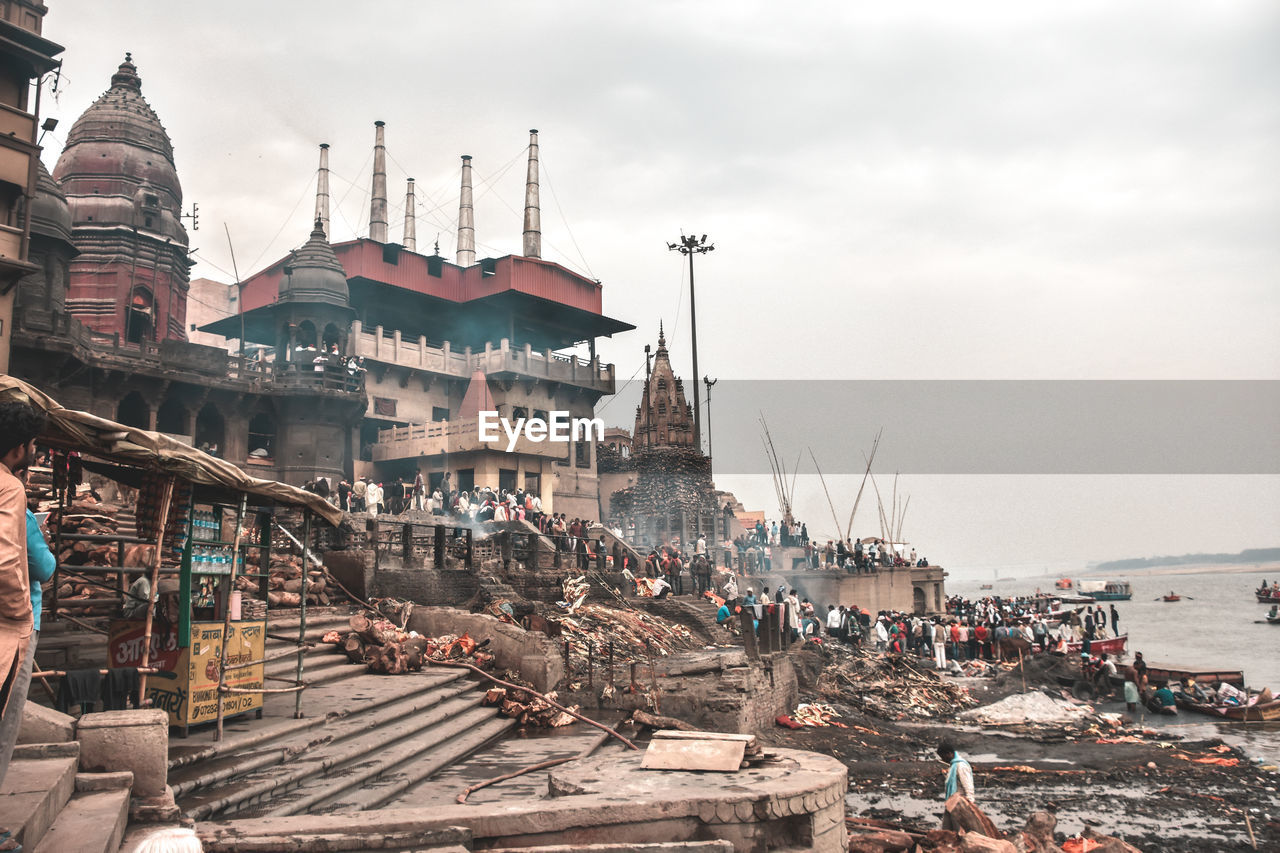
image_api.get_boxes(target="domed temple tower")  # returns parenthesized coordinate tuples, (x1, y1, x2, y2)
(633, 322, 694, 450)
(53, 54, 191, 343)
(268, 220, 361, 485)
(15, 162, 78, 331)
(609, 325, 719, 550)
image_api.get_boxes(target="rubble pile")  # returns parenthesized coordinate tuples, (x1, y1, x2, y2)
(776, 703, 848, 729)
(817, 648, 979, 720)
(322, 612, 495, 674)
(545, 603, 700, 674)
(847, 799, 1143, 853)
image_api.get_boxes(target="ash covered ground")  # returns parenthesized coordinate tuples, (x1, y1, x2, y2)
(765, 644, 1280, 852)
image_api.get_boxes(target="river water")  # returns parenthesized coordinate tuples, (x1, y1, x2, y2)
(949, 567, 1280, 762)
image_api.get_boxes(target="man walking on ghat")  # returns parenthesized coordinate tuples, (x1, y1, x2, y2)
(937, 740, 975, 829)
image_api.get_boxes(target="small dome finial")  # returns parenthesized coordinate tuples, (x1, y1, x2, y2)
(658, 320, 666, 349)
(111, 54, 142, 91)
(125, 51, 132, 62)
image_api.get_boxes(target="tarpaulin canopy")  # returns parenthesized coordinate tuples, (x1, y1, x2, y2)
(0, 375, 342, 526)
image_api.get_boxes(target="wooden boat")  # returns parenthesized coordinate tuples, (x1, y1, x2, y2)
(979, 584, 993, 590)
(1145, 662, 1244, 688)
(1064, 633, 1127, 656)
(1163, 594, 1181, 602)
(1256, 587, 1280, 603)
(1175, 695, 1280, 722)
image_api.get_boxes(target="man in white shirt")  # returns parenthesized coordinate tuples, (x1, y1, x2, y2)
(650, 576, 672, 600)
(826, 605, 842, 636)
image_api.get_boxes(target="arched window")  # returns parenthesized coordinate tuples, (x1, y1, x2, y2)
(248, 412, 276, 459)
(295, 320, 317, 350)
(125, 287, 153, 344)
(116, 391, 149, 429)
(156, 397, 187, 436)
(195, 403, 225, 455)
(322, 323, 341, 355)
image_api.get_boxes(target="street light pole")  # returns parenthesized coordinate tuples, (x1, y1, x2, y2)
(704, 375, 718, 461)
(667, 234, 713, 453)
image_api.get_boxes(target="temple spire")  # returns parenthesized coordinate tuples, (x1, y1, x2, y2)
(522, 129, 541, 258)
(369, 121, 388, 242)
(403, 178, 416, 251)
(314, 143, 330, 236)
(657, 320, 666, 349)
(457, 154, 476, 266)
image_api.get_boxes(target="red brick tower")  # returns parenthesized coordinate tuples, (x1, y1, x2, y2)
(53, 54, 191, 342)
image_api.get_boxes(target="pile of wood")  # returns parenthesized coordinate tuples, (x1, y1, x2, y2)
(49, 499, 142, 615)
(239, 549, 332, 608)
(322, 613, 495, 675)
(481, 685, 578, 728)
(609, 446, 718, 520)
(818, 647, 978, 721)
(546, 602, 701, 675)
(846, 800, 1143, 853)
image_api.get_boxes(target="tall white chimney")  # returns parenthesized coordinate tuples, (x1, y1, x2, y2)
(369, 120, 389, 242)
(522, 129, 541, 258)
(457, 154, 476, 267)
(314, 143, 331, 237)
(403, 178, 417, 251)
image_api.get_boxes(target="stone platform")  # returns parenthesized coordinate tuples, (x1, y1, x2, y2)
(198, 747, 847, 852)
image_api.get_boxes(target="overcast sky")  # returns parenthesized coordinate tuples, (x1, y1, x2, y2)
(43, 1, 1279, 575)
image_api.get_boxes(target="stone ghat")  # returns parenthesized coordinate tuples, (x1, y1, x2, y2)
(196, 748, 847, 852)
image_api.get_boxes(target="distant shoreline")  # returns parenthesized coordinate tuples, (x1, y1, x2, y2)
(1085, 563, 1280, 579)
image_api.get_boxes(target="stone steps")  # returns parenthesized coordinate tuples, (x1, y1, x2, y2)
(268, 708, 514, 815)
(171, 671, 473, 799)
(31, 788, 129, 853)
(199, 694, 491, 818)
(175, 672, 502, 820)
(0, 747, 78, 850)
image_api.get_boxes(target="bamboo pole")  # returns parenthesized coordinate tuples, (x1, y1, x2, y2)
(295, 510, 311, 719)
(845, 429, 882, 541)
(137, 474, 175, 708)
(808, 448, 844, 552)
(455, 730, 610, 804)
(215, 494, 248, 742)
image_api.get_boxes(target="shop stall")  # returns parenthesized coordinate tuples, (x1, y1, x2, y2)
(0, 376, 341, 738)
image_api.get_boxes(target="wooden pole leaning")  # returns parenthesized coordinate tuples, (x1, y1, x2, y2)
(214, 494, 248, 742)
(137, 474, 175, 709)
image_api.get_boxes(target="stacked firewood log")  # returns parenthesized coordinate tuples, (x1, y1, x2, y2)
(238, 549, 332, 608)
(49, 499, 141, 615)
(322, 613, 494, 675)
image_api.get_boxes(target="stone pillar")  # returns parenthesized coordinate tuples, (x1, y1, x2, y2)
(76, 710, 169, 798)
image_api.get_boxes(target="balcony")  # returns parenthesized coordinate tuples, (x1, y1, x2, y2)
(371, 418, 570, 463)
(0, 102, 34, 142)
(349, 321, 615, 394)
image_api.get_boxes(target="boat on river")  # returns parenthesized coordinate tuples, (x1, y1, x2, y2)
(1145, 662, 1244, 688)
(1064, 633, 1127, 656)
(1163, 594, 1181, 602)
(1079, 580, 1132, 601)
(1256, 585, 1280, 603)
(1175, 693, 1280, 722)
